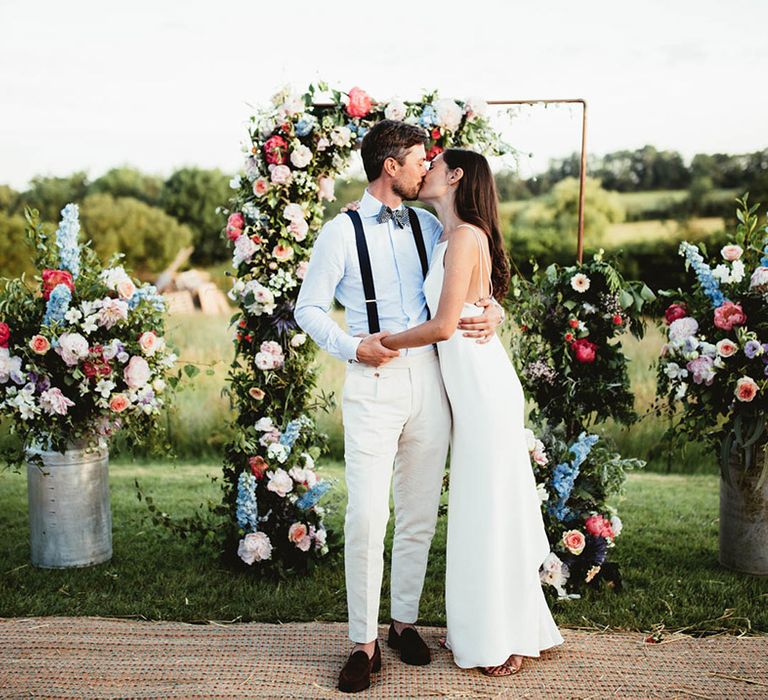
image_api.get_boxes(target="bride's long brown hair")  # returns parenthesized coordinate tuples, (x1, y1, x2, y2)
(442, 148, 510, 301)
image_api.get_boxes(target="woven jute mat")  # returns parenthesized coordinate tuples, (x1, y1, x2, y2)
(0, 617, 766, 699)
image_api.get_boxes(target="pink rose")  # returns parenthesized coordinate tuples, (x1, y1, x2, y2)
(571, 338, 597, 364)
(226, 212, 244, 241)
(664, 303, 688, 326)
(29, 334, 50, 354)
(270, 165, 292, 185)
(123, 355, 151, 389)
(318, 176, 335, 202)
(288, 522, 308, 544)
(109, 393, 130, 413)
(252, 178, 270, 197)
(346, 87, 372, 118)
(721, 245, 743, 262)
(288, 218, 308, 242)
(296, 261, 309, 280)
(585, 514, 615, 540)
(713, 302, 747, 331)
(263, 134, 288, 165)
(735, 376, 758, 402)
(562, 529, 586, 555)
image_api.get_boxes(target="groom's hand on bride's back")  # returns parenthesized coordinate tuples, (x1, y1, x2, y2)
(457, 298, 505, 344)
(355, 332, 400, 367)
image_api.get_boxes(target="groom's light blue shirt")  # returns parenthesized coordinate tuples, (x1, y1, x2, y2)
(294, 190, 443, 362)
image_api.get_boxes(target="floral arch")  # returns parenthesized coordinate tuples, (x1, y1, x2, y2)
(221, 84, 511, 573)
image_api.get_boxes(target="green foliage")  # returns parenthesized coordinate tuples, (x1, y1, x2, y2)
(509, 251, 654, 438)
(159, 167, 231, 265)
(21, 172, 89, 222)
(79, 193, 193, 274)
(0, 211, 36, 279)
(88, 167, 163, 206)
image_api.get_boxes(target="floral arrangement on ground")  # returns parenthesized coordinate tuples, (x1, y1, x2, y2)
(0, 205, 177, 467)
(656, 196, 768, 487)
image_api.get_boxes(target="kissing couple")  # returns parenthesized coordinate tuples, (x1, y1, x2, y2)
(295, 119, 562, 693)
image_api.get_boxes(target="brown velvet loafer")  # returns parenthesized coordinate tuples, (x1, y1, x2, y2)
(338, 641, 381, 693)
(387, 623, 431, 666)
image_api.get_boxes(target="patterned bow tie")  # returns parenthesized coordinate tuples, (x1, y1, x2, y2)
(376, 204, 409, 229)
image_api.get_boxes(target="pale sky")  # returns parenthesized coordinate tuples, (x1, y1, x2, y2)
(2, 0, 766, 189)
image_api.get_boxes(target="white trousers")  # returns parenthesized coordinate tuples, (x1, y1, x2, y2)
(342, 350, 451, 643)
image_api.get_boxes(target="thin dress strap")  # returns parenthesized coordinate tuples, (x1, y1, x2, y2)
(455, 223, 493, 300)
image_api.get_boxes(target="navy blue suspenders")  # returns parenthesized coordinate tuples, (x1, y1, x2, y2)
(345, 208, 430, 335)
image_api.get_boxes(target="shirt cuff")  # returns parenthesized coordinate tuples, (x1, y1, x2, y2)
(339, 335, 363, 363)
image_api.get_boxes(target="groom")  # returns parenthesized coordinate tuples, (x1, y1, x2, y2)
(295, 120, 502, 693)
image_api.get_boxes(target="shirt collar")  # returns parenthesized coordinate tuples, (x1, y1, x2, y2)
(359, 189, 406, 220)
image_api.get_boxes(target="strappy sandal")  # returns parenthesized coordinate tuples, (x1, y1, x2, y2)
(480, 664, 514, 677)
(503, 654, 524, 674)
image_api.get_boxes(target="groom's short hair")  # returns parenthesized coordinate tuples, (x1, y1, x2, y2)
(361, 120, 428, 182)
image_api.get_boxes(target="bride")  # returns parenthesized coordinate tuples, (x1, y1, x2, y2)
(378, 148, 563, 676)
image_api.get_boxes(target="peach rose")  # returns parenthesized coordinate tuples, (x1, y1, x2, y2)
(248, 387, 266, 401)
(288, 218, 308, 242)
(29, 335, 51, 355)
(109, 393, 130, 412)
(116, 278, 136, 300)
(716, 339, 738, 358)
(273, 244, 294, 262)
(562, 529, 586, 555)
(253, 178, 270, 197)
(735, 376, 758, 402)
(138, 331, 161, 356)
(318, 176, 335, 202)
(288, 522, 308, 544)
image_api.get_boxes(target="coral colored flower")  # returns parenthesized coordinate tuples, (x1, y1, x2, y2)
(612, 314, 623, 325)
(735, 376, 758, 402)
(568, 319, 579, 329)
(109, 393, 130, 412)
(562, 529, 586, 555)
(716, 339, 738, 357)
(585, 514, 614, 539)
(431, 128, 441, 140)
(273, 244, 294, 262)
(346, 87, 372, 118)
(713, 302, 746, 331)
(226, 212, 244, 241)
(42, 269, 74, 301)
(564, 331, 574, 343)
(29, 335, 50, 354)
(248, 387, 265, 401)
(263, 134, 289, 165)
(664, 303, 688, 325)
(0, 322, 9, 348)
(571, 338, 597, 363)
(253, 178, 270, 197)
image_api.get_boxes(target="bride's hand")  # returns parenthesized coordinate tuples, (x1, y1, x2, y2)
(340, 200, 361, 213)
(457, 297, 504, 344)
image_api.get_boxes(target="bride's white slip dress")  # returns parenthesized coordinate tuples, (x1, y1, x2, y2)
(424, 224, 563, 668)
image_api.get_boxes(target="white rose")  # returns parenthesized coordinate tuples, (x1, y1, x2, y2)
(330, 127, 352, 148)
(668, 317, 699, 343)
(255, 352, 276, 370)
(238, 532, 273, 565)
(464, 96, 487, 119)
(254, 417, 274, 431)
(750, 266, 768, 291)
(267, 442, 289, 463)
(610, 515, 623, 537)
(434, 98, 463, 131)
(384, 98, 407, 121)
(290, 333, 306, 348)
(290, 144, 312, 169)
(57, 332, 89, 366)
(267, 468, 293, 497)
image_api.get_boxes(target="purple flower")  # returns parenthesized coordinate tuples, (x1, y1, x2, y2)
(687, 355, 716, 385)
(744, 340, 763, 359)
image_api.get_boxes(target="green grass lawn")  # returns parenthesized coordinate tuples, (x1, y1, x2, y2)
(1, 461, 765, 634)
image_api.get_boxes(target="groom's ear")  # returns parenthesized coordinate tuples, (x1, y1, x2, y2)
(383, 156, 400, 178)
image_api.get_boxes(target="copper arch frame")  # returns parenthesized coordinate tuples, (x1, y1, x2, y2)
(314, 98, 588, 263)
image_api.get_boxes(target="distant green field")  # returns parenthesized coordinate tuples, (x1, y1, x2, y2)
(604, 217, 725, 247)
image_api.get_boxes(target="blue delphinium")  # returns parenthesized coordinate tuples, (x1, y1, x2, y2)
(236, 471, 259, 531)
(55, 203, 81, 279)
(549, 432, 599, 522)
(43, 284, 72, 326)
(761, 241, 768, 268)
(679, 241, 726, 308)
(128, 283, 166, 312)
(279, 415, 312, 450)
(296, 481, 331, 511)
(419, 105, 437, 127)
(295, 115, 316, 137)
